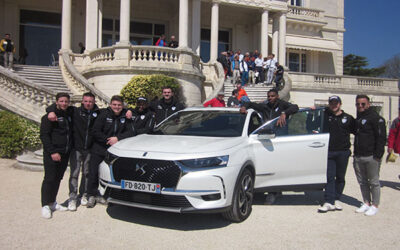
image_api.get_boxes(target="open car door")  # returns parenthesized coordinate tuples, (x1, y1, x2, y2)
(249, 108, 329, 192)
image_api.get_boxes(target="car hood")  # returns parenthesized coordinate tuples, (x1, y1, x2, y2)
(109, 134, 244, 158)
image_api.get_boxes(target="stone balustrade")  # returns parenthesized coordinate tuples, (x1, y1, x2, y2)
(200, 61, 225, 102)
(290, 72, 398, 95)
(59, 51, 110, 108)
(287, 6, 324, 22)
(0, 67, 57, 123)
(68, 45, 204, 106)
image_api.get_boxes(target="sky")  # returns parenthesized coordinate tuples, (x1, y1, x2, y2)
(344, 0, 400, 68)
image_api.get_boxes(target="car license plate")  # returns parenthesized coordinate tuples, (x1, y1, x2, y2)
(121, 180, 161, 194)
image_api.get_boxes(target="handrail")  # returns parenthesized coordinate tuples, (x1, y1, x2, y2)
(200, 61, 226, 102)
(60, 51, 110, 108)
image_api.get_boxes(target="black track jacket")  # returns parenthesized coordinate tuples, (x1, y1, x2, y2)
(150, 97, 185, 125)
(91, 107, 134, 156)
(354, 108, 386, 159)
(40, 107, 73, 155)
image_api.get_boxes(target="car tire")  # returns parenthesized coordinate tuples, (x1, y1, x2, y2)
(222, 168, 254, 222)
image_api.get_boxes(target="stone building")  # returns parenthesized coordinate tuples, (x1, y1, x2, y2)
(0, 0, 398, 123)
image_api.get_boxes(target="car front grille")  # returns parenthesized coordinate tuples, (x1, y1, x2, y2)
(112, 158, 181, 188)
(109, 189, 192, 208)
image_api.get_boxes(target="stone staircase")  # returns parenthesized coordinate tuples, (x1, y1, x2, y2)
(7, 65, 72, 171)
(223, 77, 273, 103)
(13, 64, 71, 93)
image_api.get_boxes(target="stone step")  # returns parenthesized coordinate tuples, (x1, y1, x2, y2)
(15, 151, 43, 171)
(223, 78, 272, 103)
(12, 64, 71, 94)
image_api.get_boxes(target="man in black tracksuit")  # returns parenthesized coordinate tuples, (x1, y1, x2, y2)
(150, 87, 185, 126)
(46, 92, 101, 210)
(353, 95, 386, 216)
(241, 88, 299, 127)
(40, 93, 73, 219)
(240, 88, 299, 204)
(309, 96, 356, 213)
(130, 97, 155, 135)
(87, 95, 135, 208)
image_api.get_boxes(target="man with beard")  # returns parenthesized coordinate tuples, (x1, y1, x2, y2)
(150, 87, 185, 126)
(130, 97, 155, 135)
(240, 88, 299, 204)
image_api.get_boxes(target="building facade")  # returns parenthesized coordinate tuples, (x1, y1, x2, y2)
(0, 0, 398, 123)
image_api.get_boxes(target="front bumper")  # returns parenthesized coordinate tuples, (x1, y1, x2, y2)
(98, 160, 239, 213)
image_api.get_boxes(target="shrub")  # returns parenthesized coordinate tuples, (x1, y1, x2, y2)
(0, 111, 41, 158)
(120, 74, 180, 108)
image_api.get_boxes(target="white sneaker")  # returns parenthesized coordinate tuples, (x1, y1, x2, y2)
(365, 205, 378, 216)
(51, 202, 68, 212)
(355, 203, 370, 213)
(80, 195, 88, 206)
(41, 205, 52, 219)
(318, 202, 336, 213)
(334, 201, 343, 211)
(68, 200, 77, 211)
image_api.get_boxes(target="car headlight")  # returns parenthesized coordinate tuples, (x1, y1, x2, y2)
(178, 156, 229, 168)
(104, 151, 119, 165)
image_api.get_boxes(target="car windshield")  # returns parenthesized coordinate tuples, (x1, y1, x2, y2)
(154, 110, 247, 137)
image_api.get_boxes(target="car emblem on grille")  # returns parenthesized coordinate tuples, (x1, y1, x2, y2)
(135, 163, 147, 176)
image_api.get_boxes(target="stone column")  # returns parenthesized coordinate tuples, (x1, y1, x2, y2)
(278, 12, 287, 66)
(119, 0, 131, 45)
(98, 0, 103, 48)
(191, 0, 201, 55)
(210, 1, 219, 62)
(261, 9, 269, 57)
(179, 0, 189, 48)
(272, 14, 279, 58)
(61, 0, 72, 51)
(85, 0, 99, 50)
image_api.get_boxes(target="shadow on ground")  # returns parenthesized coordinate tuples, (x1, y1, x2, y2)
(380, 180, 400, 191)
(253, 191, 361, 207)
(106, 205, 231, 230)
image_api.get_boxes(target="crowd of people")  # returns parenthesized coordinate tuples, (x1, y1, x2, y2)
(39, 87, 184, 218)
(40, 84, 398, 219)
(217, 49, 284, 89)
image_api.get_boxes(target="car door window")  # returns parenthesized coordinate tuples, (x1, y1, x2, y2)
(248, 112, 262, 135)
(286, 109, 324, 136)
(252, 108, 325, 137)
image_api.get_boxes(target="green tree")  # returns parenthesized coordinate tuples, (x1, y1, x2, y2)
(343, 54, 385, 77)
(120, 74, 180, 108)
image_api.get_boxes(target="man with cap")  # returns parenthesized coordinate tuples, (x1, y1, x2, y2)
(130, 97, 155, 135)
(203, 92, 226, 107)
(309, 96, 356, 213)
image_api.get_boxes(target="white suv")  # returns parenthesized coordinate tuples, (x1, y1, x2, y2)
(98, 107, 328, 222)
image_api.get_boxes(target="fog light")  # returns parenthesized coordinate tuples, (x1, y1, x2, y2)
(201, 193, 221, 201)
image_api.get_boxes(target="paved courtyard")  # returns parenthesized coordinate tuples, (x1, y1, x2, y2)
(0, 158, 399, 249)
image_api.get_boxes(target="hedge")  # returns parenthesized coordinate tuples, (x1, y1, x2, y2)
(120, 74, 180, 108)
(0, 111, 41, 158)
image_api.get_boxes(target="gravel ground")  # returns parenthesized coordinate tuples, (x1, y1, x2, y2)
(0, 158, 399, 249)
